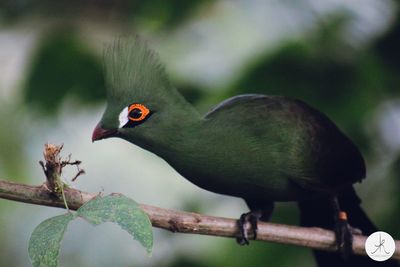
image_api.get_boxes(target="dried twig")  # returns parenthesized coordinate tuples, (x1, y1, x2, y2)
(40, 144, 85, 192)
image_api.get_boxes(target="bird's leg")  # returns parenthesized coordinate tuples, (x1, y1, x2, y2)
(236, 200, 274, 245)
(331, 196, 353, 259)
(236, 210, 263, 245)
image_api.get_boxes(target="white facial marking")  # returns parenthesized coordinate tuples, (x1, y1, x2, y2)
(118, 106, 129, 128)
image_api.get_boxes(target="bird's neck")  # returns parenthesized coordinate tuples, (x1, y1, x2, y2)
(130, 96, 203, 157)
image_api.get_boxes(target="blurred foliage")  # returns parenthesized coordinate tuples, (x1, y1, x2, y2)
(161, 241, 311, 267)
(0, 105, 27, 181)
(1, 0, 213, 30)
(132, 0, 213, 30)
(165, 257, 206, 267)
(23, 29, 106, 113)
(375, 4, 400, 65)
(375, 9, 400, 94)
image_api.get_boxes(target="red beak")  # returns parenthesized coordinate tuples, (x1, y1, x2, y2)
(92, 123, 118, 142)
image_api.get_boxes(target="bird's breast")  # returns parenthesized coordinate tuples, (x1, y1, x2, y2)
(162, 149, 313, 201)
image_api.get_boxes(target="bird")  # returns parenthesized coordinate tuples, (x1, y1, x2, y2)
(92, 37, 397, 266)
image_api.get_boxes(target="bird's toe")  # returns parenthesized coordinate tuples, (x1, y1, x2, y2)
(236, 211, 260, 246)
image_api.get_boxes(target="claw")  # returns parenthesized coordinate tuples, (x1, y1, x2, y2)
(236, 211, 260, 245)
(250, 214, 258, 240)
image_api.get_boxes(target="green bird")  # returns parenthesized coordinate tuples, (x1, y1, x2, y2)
(92, 37, 393, 266)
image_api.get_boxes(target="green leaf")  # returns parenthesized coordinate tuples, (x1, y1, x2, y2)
(29, 213, 75, 267)
(77, 194, 153, 254)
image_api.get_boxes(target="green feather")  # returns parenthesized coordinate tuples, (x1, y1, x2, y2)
(104, 36, 172, 103)
(97, 37, 365, 202)
(100, 37, 198, 129)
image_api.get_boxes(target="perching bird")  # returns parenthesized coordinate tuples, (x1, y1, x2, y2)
(92, 37, 396, 266)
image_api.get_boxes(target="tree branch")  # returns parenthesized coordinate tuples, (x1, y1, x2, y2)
(1, 144, 398, 260)
(0, 179, 399, 260)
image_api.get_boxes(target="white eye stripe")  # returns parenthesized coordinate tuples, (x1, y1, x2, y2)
(118, 107, 129, 128)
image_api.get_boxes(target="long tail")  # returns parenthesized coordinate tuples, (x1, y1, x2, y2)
(298, 187, 399, 267)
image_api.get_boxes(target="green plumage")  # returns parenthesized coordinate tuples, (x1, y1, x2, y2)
(104, 37, 172, 103)
(93, 37, 400, 266)
(98, 37, 365, 203)
(101, 37, 198, 130)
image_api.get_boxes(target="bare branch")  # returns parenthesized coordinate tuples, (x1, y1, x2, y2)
(71, 169, 85, 182)
(0, 179, 399, 260)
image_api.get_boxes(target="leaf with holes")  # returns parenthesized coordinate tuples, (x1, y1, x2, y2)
(77, 194, 153, 253)
(29, 213, 75, 267)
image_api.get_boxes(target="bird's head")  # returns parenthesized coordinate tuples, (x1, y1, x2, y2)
(92, 36, 187, 146)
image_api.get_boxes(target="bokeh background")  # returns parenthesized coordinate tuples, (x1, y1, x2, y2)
(1, 0, 400, 266)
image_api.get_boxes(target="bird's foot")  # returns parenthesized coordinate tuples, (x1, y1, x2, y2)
(334, 211, 354, 259)
(236, 211, 261, 246)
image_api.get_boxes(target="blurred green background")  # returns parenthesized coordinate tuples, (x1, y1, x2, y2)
(0, 1, 400, 266)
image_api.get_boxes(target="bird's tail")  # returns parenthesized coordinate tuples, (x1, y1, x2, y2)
(298, 187, 399, 267)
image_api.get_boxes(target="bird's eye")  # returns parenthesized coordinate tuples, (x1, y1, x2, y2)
(129, 108, 142, 119)
(128, 104, 150, 122)
(118, 103, 151, 128)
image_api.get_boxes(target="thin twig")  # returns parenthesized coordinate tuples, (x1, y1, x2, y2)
(0, 179, 399, 260)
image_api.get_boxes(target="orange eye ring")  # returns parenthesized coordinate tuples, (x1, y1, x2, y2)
(128, 104, 150, 122)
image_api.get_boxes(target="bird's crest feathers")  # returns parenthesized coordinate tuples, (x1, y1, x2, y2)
(103, 36, 171, 103)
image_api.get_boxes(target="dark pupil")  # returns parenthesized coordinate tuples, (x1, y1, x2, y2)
(129, 108, 142, 119)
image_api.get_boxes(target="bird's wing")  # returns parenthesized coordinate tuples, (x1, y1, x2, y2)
(204, 94, 366, 192)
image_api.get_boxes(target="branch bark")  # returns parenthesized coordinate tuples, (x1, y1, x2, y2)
(1, 179, 399, 260)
